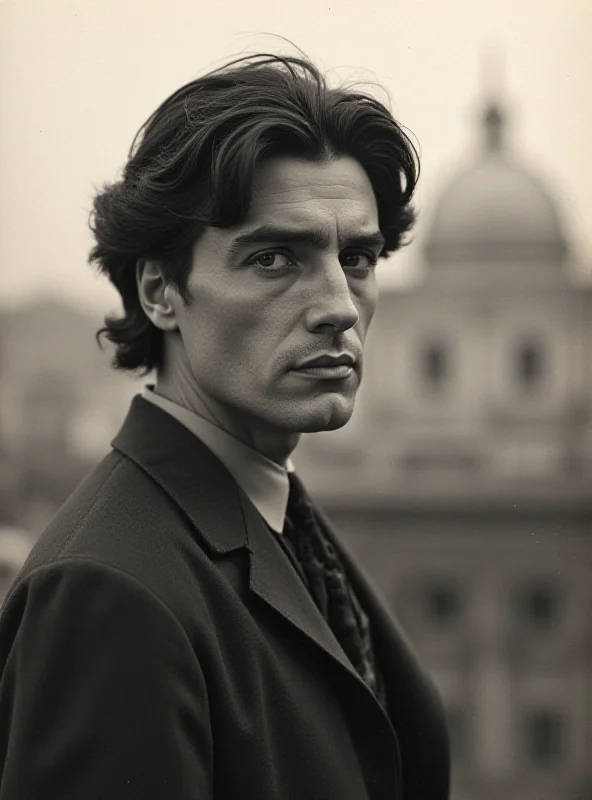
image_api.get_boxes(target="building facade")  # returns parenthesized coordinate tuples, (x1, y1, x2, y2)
(296, 102, 592, 800)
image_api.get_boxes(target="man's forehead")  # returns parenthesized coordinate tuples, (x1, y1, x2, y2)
(246, 190, 377, 219)
(249, 155, 375, 198)
(240, 206, 380, 234)
(216, 155, 382, 247)
(244, 175, 379, 233)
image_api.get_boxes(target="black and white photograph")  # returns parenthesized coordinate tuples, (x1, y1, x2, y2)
(0, 1, 590, 798)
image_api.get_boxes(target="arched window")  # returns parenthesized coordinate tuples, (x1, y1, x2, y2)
(516, 339, 545, 389)
(421, 341, 449, 391)
(523, 709, 564, 766)
(422, 578, 463, 627)
(393, 576, 464, 633)
(516, 579, 561, 632)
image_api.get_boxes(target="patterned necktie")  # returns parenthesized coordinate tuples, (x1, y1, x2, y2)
(282, 472, 385, 703)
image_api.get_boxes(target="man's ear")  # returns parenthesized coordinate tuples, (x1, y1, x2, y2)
(136, 259, 179, 331)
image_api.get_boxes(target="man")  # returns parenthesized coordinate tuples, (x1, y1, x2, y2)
(0, 54, 450, 798)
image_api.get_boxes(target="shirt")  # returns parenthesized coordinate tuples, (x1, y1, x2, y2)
(141, 386, 294, 534)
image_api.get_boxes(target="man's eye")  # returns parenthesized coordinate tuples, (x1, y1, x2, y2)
(340, 252, 377, 270)
(250, 252, 294, 270)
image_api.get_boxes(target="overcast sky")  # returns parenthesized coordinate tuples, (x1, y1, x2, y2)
(1, 0, 590, 315)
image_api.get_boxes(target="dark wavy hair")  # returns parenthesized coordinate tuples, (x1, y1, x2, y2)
(89, 53, 420, 374)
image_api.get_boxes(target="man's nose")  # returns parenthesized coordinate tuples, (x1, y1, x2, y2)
(304, 259, 360, 334)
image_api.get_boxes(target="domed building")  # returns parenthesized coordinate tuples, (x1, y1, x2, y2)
(426, 105, 568, 268)
(295, 100, 592, 800)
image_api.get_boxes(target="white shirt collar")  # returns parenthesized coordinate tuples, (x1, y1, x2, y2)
(141, 386, 293, 534)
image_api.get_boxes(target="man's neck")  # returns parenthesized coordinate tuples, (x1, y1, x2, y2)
(152, 378, 300, 467)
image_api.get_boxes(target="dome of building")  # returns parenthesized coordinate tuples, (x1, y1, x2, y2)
(425, 104, 567, 264)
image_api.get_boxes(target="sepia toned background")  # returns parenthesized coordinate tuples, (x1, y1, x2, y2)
(1, 1, 591, 798)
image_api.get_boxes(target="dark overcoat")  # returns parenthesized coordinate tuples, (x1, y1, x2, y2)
(0, 396, 450, 799)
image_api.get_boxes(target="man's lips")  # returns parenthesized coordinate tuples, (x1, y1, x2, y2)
(290, 353, 357, 379)
(293, 353, 356, 369)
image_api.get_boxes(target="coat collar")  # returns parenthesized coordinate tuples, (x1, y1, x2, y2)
(112, 394, 247, 554)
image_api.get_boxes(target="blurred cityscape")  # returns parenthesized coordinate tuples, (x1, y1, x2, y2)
(0, 96, 590, 799)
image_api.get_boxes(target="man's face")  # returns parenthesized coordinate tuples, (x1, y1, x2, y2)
(170, 155, 382, 435)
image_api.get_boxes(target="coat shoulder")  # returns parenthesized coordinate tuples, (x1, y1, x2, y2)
(10, 451, 236, 640)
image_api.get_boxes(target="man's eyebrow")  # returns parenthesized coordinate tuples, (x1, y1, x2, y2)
(227, 224, 385, 255)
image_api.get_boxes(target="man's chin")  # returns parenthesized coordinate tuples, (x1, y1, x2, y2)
(299, 416, 350, 433)
(286, 397, 355, 433)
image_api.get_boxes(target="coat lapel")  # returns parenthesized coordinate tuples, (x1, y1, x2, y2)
(112, 396, 247, 555)
(239, 489, 366, 685)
